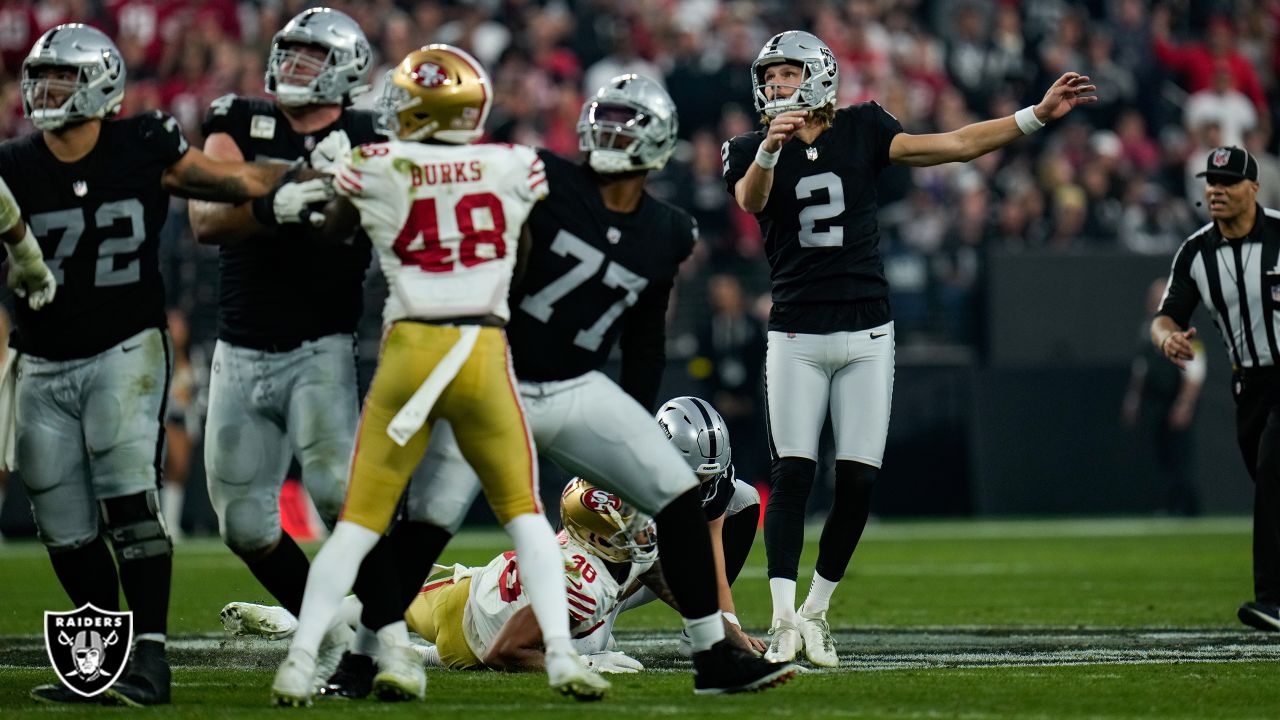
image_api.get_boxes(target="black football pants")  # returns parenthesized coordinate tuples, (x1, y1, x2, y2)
(1233, 366, 1280, 604)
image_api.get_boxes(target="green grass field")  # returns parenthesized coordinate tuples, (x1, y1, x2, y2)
(2, 517, 1278, 718)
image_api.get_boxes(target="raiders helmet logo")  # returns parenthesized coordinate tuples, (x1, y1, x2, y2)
(580, 488, 622, 514)
(44, 604, 133, 698)
(410, 62, 449, 88)
(1212, 148, 1232, 168)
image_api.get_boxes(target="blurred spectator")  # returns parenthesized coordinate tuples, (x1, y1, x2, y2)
(1152, 9, 1266, 112)
(1246, 128, 1280, 211)
(1183, 59, 1257, 148)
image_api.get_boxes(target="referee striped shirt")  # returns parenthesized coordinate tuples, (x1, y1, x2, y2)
(1159, 205, 1280, 369)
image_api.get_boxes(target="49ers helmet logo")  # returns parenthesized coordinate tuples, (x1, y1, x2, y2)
(1212, 148, 1232, 168)
(580, 488, 622, 513)
(409, 62, 449, 88)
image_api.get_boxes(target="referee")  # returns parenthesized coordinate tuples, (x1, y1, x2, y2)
(1153, 145, 1280, 631)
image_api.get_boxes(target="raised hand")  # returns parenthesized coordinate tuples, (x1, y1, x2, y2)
(1034, 72, 1098, 123)
(763, 110, 808, 152)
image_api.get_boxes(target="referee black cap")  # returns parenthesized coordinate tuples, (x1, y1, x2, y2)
(1196, 146, 1259, 183)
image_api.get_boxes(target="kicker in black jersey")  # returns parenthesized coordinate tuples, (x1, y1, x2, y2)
(506, 150, 696, 405)
(200, 94, 380, 350)
(722, 102, 901, 330)
(0, 111, 188, 360)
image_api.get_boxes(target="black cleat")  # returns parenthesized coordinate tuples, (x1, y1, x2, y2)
(1239, 601, 1280, 632)
(30, 683, 105, 705)
(319, 652, 377, 699)
(692, 639, 799, 695)
(103, 640, 171, 707)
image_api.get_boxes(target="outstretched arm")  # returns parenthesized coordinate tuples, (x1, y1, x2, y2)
(889, 72, 1097, 167)
(162, 146, 290, 204)
(187, 133, 271, 244)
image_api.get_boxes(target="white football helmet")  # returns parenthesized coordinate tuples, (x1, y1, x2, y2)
(266, 8, 372, 107)
(655, 396, 732, 505)
(577, 74, 678, 174)
(22, 24, 125, 131)
(751, 30, 838, 118)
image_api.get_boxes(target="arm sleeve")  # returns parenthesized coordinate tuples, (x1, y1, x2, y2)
(1155, 238, 1202, 328)
(141, 110, 191, 166)
(722, 135, 758, 195)
(869, 102, 903, 172)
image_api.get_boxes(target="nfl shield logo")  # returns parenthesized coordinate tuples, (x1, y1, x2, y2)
(72, 181, 88, 197)
(1212, 148, 1232, 168)
(806, 147, 819, 161)
(606, 227, 622, 244)
(44, 604, 133, 698)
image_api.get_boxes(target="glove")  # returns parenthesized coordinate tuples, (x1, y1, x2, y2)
(5, 228, 56, 310)
(252, 169, 334, 228)
(583, 650, 644, 674)
(310, 130, 352, 173)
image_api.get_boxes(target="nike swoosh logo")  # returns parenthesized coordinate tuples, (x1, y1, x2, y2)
(121, 343, 141, 353)
(870, 332, 888, 339)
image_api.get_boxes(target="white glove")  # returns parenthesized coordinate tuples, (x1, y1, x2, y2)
(5, 228, 56, 310)
(273, 178, 334, 227)
(310, 130, 352, 173)
(583, 650, 644, 674)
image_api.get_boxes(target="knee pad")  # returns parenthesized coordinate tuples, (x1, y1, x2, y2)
(101, 491, 172, 561)
(770, 457, 817, 497)
(221, 496, 280, 556)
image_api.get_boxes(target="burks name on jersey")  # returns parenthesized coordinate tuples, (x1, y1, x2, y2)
(334, 140, 547, 323)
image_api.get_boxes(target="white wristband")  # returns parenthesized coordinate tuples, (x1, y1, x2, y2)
(7, 227, 42, 268)
(722, 611, 740, 628)
(1015, 106, 1045, 135)
(755, 143, 780, 170)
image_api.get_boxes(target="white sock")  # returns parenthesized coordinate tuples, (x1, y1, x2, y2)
(770, 577, 797, 625)
(337, 594, 363, 628)
(504, 513, 572, 652)
(290, 521, 379, 657)
(353, 623, 379, 657)
(617, 585, 658, 614)
(684, 612, 725, 652)
(161, 485, 184, 533)
(800, 572, 839, 616)
(136, 633, 166, 645)
(376, 620, 410, 649)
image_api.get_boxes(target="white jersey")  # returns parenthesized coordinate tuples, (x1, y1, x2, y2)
(458, 532, 651, 660)
(334, 140, 548, 323)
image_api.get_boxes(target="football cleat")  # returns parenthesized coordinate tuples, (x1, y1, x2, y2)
(103, 640, 171, 707)
(546, 647, 610, 701)
(1238, 601, 1280, 632)
(30, 683, 105, 704)
(272, 650, 317, 707)
(318, 651, 376, 699)
(220, 602, 298, 640)
(764, 618, 803, 663)
(372, 644, 426, 702)
(315, 622, 355, 690)
(693, 639, 798, 695)
(797, 610, 839, 667)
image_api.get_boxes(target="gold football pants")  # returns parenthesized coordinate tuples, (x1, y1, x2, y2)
(405, 575, 482, 669)
(340, 322, 539, 534)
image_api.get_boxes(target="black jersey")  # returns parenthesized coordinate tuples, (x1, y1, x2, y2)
(723, 102, 903, 333)
(0, 111, 188, 360)
(507, 151, 697, 408)
(700, 464, 738, 522)
(201, 95, 379, 350)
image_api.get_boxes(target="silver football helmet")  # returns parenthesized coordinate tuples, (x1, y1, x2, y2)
(22, 24, 125, 131)
(656, 396, 732, 500)
(266, 8, 372, 107)
(577, 74, 678, 174)
(751, 30, 838, 118)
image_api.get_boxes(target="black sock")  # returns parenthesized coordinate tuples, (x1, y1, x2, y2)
(721, 505, 760, 585)
(242, 532, 310, 617)
(393, 522, 453, 612)
(814, 460, 877, 582)
(764, 457, 816, 581)
(118, 554, 172, 637)
(101, 493, 173, 637)
(48, 535, 120, 610)
(655, 489, 718, 620)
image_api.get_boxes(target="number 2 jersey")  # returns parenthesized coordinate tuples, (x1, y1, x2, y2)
(452, 532, 651, 659)
(722, 103, 903, 333)
(334, 140, 547, 323)
(0, 111, 189, 360)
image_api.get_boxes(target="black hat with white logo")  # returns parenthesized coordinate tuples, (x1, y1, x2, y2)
(1196, 146, 1259, 182)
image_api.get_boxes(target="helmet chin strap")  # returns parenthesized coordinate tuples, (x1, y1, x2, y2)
(588, 149, 636, 174)
(274, 84, 316, 107)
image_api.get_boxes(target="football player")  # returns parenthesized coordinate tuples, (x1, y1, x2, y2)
(5, 24, 312, 707)
(188, 7, 381, 684)
(722, 30, 1096, 666)
(334, 75, 796, 697)
(270, 44, 607, 706)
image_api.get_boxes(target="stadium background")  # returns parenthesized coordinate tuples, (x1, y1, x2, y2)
(0, 0, 1271, 536)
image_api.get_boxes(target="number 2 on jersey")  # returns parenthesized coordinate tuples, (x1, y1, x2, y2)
(796, 171, 846, 248)
(393, 192, 507, 272)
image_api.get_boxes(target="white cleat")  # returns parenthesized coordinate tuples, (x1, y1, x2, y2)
(546, 648, 610, 701)
(315, 621, 356, 688)
(272, 650, 317, 707)
(220, 602, 298, 641)
(797, 610, 839, 667)
(372, 644, 426, 702)
(764, 619, 803, 663)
